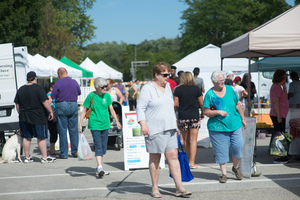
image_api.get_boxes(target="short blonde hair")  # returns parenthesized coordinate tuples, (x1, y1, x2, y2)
(152, 62, 170, 78)
(180, 72, 195, 86)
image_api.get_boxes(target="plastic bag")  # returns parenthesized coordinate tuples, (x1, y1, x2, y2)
(78, 133, 93, 161)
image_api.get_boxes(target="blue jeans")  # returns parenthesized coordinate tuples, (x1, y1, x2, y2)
(209, 128, 243, 164)
(91, 130, 109, 157)
(55, 102, 78, 158)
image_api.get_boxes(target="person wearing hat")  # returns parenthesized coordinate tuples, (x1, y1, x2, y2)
(14, 71, 56, 163)
(269, 69, 289, 164)
(224, 71, 234, 86)
(233, 76, 248, 113)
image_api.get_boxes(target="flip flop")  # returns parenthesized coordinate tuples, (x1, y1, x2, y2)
(175, 188, 192, 197)
(151, 189, 162, 198)
(189, 164, 199, 169)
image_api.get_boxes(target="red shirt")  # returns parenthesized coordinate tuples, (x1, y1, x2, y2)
(168, 78, 177, 92)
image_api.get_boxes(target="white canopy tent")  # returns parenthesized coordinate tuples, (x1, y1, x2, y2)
(80, 57, 109, 78)
(173, 44, 252, 73)
(96, 61, 123, 80)
(27, 54, 53, 77)
(46, 56, 82, 78)
(173, 44, 253, 93)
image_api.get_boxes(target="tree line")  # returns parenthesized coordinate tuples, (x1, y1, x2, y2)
(0, 0, 297, 81)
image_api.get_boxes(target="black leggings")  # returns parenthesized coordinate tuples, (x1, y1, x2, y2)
(48, 120, 58, 144)
(129, 99, 137, 111)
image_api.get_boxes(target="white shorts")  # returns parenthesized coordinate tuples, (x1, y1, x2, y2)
(145, 129, 177, 153)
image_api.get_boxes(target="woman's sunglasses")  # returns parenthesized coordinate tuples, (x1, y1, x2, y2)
(160, 73, 170, 78)
(100, 85, 108, 89)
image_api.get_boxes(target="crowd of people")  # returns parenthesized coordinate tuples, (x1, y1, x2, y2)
(13, 64, 299, 198)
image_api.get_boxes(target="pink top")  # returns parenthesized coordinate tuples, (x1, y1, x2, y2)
(270, 83, 289, 118)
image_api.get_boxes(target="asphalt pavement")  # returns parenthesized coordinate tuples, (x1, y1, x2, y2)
(0, 118, 300, 200)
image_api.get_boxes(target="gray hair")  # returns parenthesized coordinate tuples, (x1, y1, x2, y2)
(94, 77, 108, 88)
(211, 71, 225, 83)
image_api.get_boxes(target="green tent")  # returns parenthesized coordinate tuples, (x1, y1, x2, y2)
(60, 56, 93, 78)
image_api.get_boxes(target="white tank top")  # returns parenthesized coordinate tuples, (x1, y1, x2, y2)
(110, 87, 118, 102)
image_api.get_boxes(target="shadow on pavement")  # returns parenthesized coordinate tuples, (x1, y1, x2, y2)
(65, 166, 95, 178)
(264, 173, 300, 198)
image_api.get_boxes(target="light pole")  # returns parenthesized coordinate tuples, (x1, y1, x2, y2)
(148, 33, 171, 38)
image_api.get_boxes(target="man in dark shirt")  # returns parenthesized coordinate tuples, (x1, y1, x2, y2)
(170, 66, 180, 85)
(14, 71, 56, 163)
(225, 71, 234, 86)
(51, 68, 81, 159)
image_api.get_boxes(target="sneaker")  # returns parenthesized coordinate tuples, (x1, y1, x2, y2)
(41, 156, 56, 164)
(24, 156, 34, 163)
(232, 166, 243, 180)
(96, 166, 104, 178)
(219, 174, 227, 183)
(103, 170, 110, 175)
(273, 157, 290, 164)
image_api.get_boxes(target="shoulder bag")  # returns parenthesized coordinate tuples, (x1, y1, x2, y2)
(85, 92, 94, 119)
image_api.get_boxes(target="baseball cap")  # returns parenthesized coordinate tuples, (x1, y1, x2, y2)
(226, 71, 234, 76)
(27, 71, 36, 79)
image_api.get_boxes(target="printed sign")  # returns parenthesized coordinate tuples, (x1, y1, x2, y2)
(123, 111, 165, 170)
(240, 117, 256, 178)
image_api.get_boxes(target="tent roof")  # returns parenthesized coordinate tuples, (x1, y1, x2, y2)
(96, 61, 123, 80)
(221, 4, 300, 58)
(80, 57, 109, 78)
(27, 54, 53, 77)
(251, 57, 300, 72)
(46, 56, 82, 78)
(173, 44, 252, 73)
(59, 56, 93, 78)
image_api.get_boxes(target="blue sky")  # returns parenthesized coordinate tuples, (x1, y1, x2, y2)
(86, 0, 295, 45)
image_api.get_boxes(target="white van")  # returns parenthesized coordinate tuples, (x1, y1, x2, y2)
(0, 43, 28, 132)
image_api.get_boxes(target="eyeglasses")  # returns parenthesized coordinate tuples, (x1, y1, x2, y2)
(160, 73, 170, 78)
(217, 79, 225, 83)
(100, 85, 108, 89)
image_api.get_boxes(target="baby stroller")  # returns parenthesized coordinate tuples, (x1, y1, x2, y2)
(107, 101, 123, 150)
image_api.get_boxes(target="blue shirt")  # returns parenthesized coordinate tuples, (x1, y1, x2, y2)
(203, 85, 242, 132)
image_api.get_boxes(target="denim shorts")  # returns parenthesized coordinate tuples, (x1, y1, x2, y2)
(145, 129, 177, 154)
(19, 121, 48, 139)
(91, 129, 109, 157)
(209, 128, 243, 164)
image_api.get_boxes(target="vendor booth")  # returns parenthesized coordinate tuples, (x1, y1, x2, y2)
(221, 4, 300, 155)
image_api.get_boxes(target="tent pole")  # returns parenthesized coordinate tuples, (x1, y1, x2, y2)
(221, 58, 223, 71)
(247, 52, 252, 117)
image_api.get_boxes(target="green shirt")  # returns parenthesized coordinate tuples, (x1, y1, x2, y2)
(203, 85, 242, 132)
(83, 92, 112, 131)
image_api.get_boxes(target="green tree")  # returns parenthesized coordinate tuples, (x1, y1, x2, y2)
(0, 0, 47, 49)
(83, 38, 182, 81)
(31, 1, 80, 62)
(52, 0, 96, 47)
(180, 0, 291, 56)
